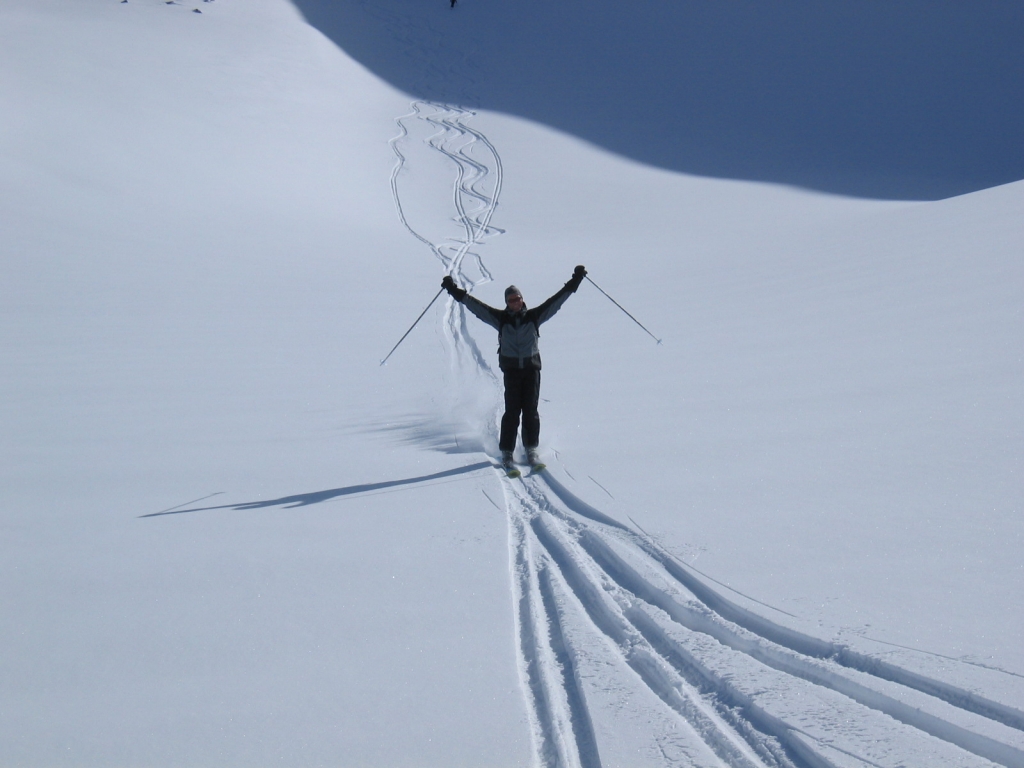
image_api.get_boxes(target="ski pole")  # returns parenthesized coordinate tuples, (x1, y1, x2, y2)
(585, 275, 662, 345)
(380, 287, 446, 366)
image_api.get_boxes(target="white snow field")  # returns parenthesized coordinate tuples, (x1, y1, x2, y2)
(1, 0, 1022, 766)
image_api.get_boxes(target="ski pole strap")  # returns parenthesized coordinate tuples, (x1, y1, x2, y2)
(585, 275, 662, 345)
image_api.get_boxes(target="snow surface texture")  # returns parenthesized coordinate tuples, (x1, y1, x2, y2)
(1, 0, 1023, 767)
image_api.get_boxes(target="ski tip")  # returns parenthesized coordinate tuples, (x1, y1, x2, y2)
(529, 463, 547, 474)
(505, 469, 522, 478)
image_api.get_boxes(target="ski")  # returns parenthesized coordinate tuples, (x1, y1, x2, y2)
(494, 456, 543, 478)
(496, 460, 521, 478)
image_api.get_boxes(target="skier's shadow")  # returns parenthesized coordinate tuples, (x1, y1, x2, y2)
(140, 461, 493, 518)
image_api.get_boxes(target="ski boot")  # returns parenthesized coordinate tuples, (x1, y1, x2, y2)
(501, 450, 520, 478)
(526, 447, 546, 473)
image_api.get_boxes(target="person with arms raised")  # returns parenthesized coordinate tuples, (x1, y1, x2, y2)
(442, 265, 587, 476)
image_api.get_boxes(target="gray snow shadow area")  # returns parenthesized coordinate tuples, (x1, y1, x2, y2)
(139, 462, 492, 517)
(375, 414, 492, 456)
(292, 0, 1024, 200)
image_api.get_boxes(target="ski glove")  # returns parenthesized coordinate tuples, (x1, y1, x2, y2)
(441, 275, 467, 301)
(566, 264, 587, 292)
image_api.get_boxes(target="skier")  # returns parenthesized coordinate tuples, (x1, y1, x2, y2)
(441, 265, 587, 475)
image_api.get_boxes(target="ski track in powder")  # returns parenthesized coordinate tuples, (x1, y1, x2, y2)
(387, 98, 1024, 768)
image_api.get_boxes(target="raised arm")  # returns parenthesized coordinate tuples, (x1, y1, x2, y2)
(533, 265, 587, 325)
(442, 275, 503, 330)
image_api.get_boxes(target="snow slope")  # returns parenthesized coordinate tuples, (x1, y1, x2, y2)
(295, 0, 1024, 200)
(1, 0, 1022, 766)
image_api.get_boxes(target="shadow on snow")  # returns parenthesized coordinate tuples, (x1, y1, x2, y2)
(292, 0, 1024, 200)
(139, 460, 493, 517)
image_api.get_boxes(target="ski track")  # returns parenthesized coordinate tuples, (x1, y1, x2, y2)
(506, 473, 1024, 768)
(387, 80, 1024, 768)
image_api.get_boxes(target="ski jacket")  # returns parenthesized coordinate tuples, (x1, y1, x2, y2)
(458, 276, 582, 371)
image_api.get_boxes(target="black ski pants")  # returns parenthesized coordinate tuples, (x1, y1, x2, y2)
(499, 368, 540, 452)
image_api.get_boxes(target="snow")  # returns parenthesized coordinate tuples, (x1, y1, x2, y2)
(1, 0, 1022, 766)
(295, 0, 1024, 200)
